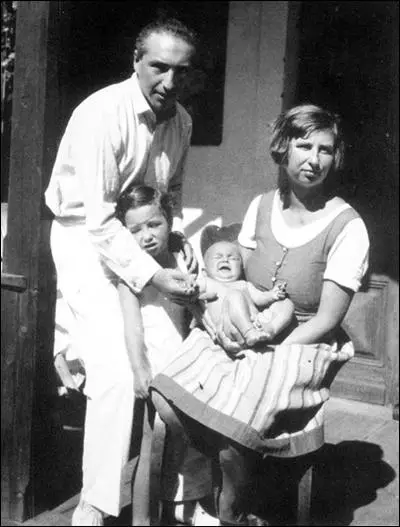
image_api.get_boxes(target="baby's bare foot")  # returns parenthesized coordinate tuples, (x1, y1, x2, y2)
(244, 327, 271, 347)
(255, 312, 276, 340)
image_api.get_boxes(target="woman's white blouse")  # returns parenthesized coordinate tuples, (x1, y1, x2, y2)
(238, 191, 370, 292)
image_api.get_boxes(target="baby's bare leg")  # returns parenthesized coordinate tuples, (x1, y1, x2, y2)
(226, 290, 271, 347)
(256, 298, 295, 341)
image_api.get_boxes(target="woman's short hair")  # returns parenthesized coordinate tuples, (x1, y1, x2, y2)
(134, 17, 198, 61)
(270, 104, 345, 172)
(116, 185, 173, 228)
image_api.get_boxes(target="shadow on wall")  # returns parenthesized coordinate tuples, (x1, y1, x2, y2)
(251, 440, 396, 525)
(182, 207, 225, 268)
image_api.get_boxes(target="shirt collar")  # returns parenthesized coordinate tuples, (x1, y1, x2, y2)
(130, 72, 177, 128)
(130, 72, 156, 127)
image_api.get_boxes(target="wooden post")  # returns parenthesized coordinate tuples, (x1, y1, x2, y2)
(1, 1, 60, 522)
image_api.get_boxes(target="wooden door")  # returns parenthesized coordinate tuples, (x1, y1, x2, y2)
(284, 1, 399, 407)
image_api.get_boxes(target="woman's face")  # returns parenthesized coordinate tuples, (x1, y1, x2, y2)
(124, 203, 170, 259)
(285, 129, 335, 191)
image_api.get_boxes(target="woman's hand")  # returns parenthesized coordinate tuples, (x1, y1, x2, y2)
(188, 300, 218, 342)
(215, 295, 248, 354)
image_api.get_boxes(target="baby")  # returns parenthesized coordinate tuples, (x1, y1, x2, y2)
(196, 225, 295, 348)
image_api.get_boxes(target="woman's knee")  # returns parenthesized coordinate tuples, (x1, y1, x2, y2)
(151, 391, 185, 435)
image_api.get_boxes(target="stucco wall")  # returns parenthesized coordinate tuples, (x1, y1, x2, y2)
(182, 1, 290, 260)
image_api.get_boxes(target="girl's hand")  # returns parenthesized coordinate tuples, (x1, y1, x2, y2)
(133, 360, 153, 399)
(169, 232, 199, 274)
(181, 238, 199, 274)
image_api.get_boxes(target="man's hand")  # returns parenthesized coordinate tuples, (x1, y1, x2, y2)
(150, 268, 199, 302)
(169, 232, 198, 274)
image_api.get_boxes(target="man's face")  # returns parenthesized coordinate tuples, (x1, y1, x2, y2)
(134, 31, 194, 117)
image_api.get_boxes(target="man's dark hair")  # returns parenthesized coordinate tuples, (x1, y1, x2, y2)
(134, 17, 198, 60)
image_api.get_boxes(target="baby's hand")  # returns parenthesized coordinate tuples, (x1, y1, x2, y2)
(272, 281, 287, 300)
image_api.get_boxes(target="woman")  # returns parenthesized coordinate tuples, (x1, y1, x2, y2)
(150, 104, 370, 525)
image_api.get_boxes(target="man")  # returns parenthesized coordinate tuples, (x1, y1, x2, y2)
(45, 18, 208, 526)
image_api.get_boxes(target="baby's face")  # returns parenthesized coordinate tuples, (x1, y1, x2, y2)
(204, 241, 243, 282)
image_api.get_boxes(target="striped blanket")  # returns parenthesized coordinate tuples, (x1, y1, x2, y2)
(151, 327, 354, 455)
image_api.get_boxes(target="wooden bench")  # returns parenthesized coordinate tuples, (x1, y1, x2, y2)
(131, 405, 324, 526)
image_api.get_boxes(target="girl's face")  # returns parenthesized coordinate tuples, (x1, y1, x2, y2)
(124, 203, 170, 259)
(285, 129, 335, 191)
(204, 241, 243, 282)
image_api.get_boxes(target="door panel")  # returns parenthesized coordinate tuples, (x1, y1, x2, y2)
(288, 2, 399, 406)
(333, 275, 392, 404)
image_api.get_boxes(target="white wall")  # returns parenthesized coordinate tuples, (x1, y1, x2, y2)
(182, 1, 290, 260)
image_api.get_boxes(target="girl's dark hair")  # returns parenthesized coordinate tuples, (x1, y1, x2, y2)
(116, 185, 173, 228)
(134, 17, 198, 61)
(270, 104, 345, 171)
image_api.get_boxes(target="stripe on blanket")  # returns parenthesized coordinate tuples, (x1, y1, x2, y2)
(151, 328, 354, 452)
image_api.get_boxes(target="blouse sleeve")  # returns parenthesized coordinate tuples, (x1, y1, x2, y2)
(324, 217, 370, 292)
(238, 195, 262, 249)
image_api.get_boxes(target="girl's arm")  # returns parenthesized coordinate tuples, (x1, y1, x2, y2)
(282, 280, 354, 345)
(118, 280, 152, 398)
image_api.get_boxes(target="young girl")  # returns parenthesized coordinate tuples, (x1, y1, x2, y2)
(115, 185, 213, 526)
(116, 185, 197, 395)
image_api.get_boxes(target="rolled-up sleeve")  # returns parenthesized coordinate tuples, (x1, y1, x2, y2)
(238, 195, 262, 249)
(70, 106, 161, 293)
